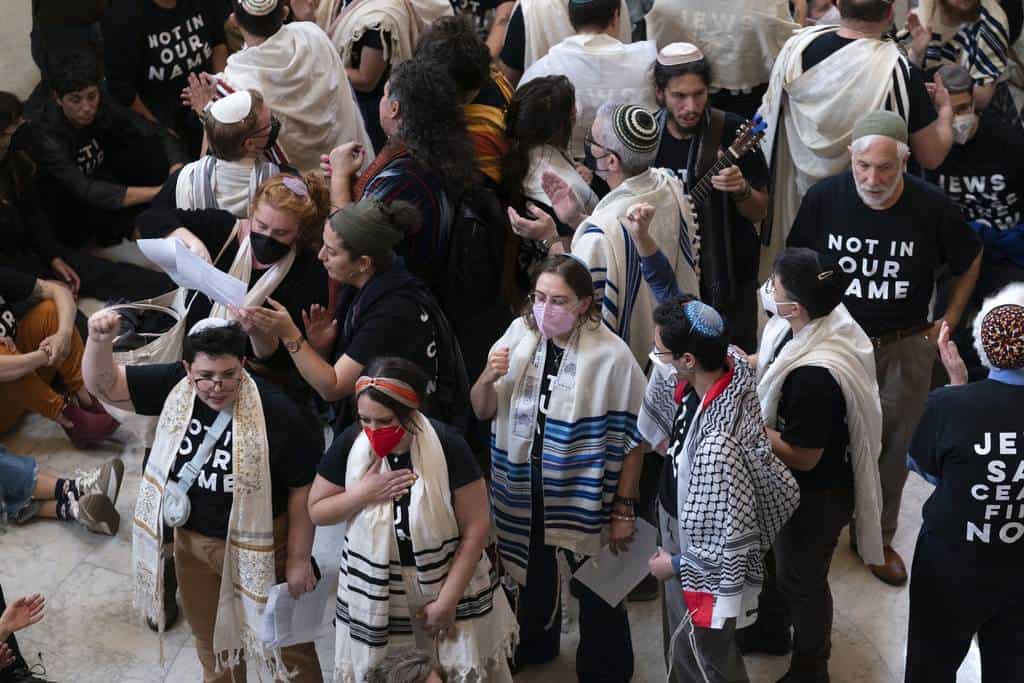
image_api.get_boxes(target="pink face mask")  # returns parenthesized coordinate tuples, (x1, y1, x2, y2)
(533, 302, 577, 338)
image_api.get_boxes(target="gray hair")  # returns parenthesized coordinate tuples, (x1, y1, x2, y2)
(850, 134, 910, 160)
(935, 64, 974, 94)
(592, 103, 659, 177)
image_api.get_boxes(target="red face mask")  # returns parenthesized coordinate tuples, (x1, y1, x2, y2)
(364, 425, 406, 458)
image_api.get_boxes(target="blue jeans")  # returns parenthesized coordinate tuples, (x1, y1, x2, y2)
(0, 447, 38, 522)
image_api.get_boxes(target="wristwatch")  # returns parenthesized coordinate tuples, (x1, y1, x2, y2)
(284, 335, 305, 354)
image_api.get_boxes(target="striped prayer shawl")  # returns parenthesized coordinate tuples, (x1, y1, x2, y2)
(336, 413, 515, 681)
(913, 0, 1010, 85)
(570, 168, 699, 368)
(488, 318, 646, 585)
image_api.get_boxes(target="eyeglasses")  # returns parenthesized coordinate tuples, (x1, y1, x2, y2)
(584, 133, 614, 159)
(529, 291, 576, 308)
(650, 347, 674, 358)
(193, 376, 241, 392)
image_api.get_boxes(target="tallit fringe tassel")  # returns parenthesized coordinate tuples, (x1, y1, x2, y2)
(213, 630, 296, 682)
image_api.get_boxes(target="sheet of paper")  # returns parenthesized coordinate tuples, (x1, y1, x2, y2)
(259, 575, 334, 648)
(137, 238, 179, 275)
(572, 518, 658, 608)
(173, 240, 247, 308)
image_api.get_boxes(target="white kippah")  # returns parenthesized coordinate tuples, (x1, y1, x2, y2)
(658, 42, 704, 66)
(209, 91, 253, 124)
(240, 0, 279, 16)
(189, 317, 234, 336)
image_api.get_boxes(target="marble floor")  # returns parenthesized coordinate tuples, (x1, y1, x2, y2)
(1, 413, 981, 683)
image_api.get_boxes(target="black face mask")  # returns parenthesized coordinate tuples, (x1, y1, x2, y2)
(264, 117, 281, 151)
(250, 232, 291, 264)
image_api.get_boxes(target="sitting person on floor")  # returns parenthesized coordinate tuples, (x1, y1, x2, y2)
(1, 452, 124, 536)
(30, 54, 178, 252)
(0, 92, 174, 304)
(0, 266, 118, 448)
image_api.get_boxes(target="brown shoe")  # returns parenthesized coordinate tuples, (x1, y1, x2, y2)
(869, 546, 907, 586)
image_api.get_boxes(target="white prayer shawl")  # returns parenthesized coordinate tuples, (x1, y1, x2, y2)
(319, 0, 452, 71)
(175, 155, 280, 218)
(518, 0, 633, 71)
(645, 0, 799, 92)
(523, 144, 599, 215)
(220, 22, 373, 174)
(571, 168, 700, 367)
(337, 412, 516, 682)
(756, 304, 885, 566)
(207, 223, 297, 323)
(133, 374, 286, 679)
(519, 34, 658, 158)
(488, 318, 647, 585)
(757, 25, 911, 279)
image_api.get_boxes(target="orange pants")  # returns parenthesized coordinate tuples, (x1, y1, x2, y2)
(0, 299, 84, 432)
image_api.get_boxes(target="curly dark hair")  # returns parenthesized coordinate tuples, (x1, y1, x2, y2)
(413, 15, 490, 99)
(386, 60, 476, 199)
(500, 75, 575, 212)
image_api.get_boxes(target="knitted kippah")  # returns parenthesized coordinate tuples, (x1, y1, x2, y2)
(851, 110, 908, 144)
(683, 300, 724, 337)
(239, 0, 278, 16)
(980, 304, 1024, 369)
(611, 105, 659, 154)
(973, 283, 1024, 370)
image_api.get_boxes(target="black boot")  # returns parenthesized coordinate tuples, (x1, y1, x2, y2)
(146, 555, 179, 631)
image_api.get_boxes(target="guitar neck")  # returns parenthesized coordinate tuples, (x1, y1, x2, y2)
(690, 149, 737, 206)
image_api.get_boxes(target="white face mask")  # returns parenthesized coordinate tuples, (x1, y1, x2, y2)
(649, 350, 676, 372)
(952, 113, 978, 145)
(760, 280, 779, 316)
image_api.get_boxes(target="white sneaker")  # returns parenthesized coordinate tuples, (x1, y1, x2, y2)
(76, 458, 125, 504)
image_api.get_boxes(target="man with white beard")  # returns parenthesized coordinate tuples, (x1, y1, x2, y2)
(787, 110, 982, 586)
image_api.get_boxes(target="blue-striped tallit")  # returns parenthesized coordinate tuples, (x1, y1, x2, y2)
(571, 167, 700, 368)
(335, 412, 516, 682)
(488, 318, 647, 585)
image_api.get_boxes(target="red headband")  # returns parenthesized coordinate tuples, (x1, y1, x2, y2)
(354, 376, 421, 409)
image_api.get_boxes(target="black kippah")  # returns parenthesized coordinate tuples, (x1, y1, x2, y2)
(612, 105, 659, 154)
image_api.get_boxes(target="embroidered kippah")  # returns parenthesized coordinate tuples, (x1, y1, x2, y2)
(612, 105, 659, 154)
(980, 304, 1024, 370)
(209, 91, 253, 124)
(239, 0, 278, 16)
(683, 300, 724, 337)
(189, 317, 234, 336)
(657, 42, 704, 66)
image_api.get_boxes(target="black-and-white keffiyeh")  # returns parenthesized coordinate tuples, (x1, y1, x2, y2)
(671, 349, 800, 629)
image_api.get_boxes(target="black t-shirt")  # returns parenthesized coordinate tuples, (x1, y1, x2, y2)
(453, 0, 506, 40)
(350, 28, 389, 101)
(530, 340, 565, 465)
(126, 363, 321, 539)
(769, 332, 853, 490)
(787, 173, 981, 337)
(926, 118, 1024, 230)
(801, 32, 936, 134)
(338, 286, 435, 372)
(103, 0, 226, 125)
(318, 418, 482, 566)
(909, 379, 1024, 560)
(0, 267, 36, 339)
(659, 384, 700, 516)
(654, 111, 770, 284)
(75, 137, 104, 176)
(498, 4, 525, 72)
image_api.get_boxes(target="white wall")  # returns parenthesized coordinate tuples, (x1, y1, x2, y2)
(0, 2, 40, 99)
